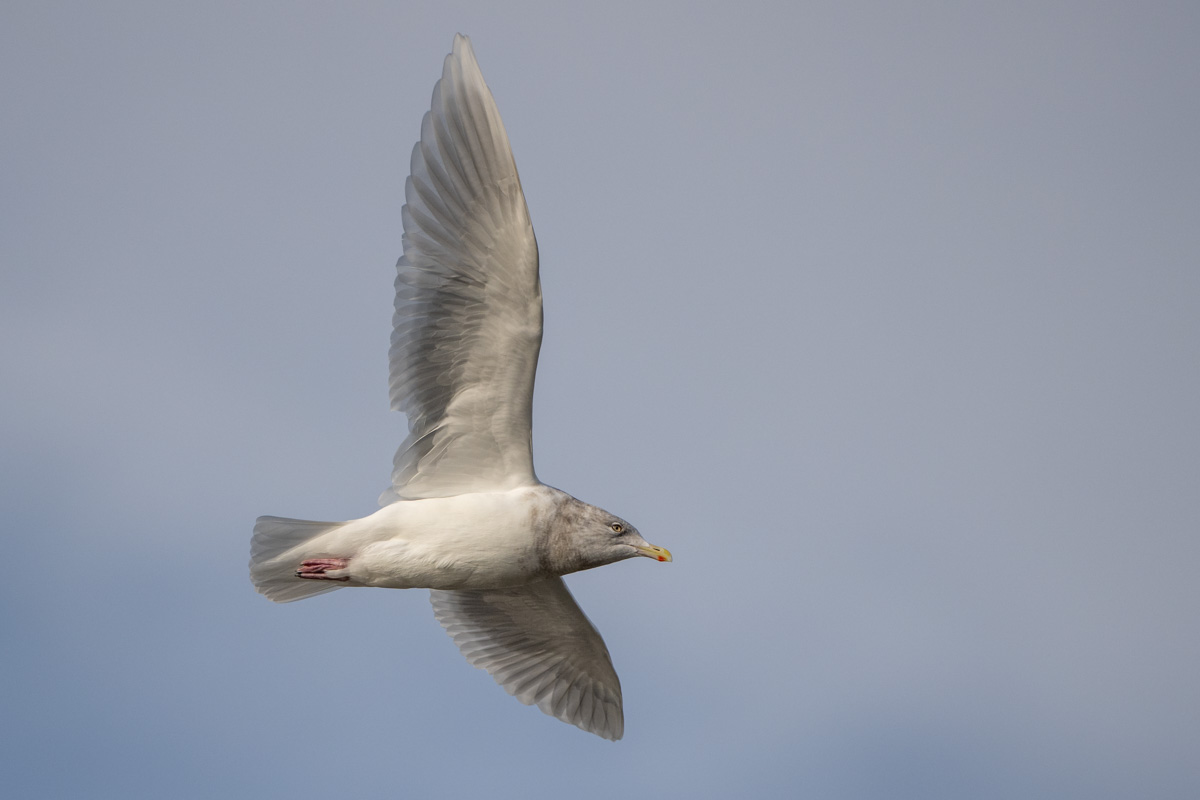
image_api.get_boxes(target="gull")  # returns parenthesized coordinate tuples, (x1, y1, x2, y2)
(249, 34, 671, 741)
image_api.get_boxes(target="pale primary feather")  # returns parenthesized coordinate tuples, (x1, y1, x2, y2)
(431, 578, 624, 741)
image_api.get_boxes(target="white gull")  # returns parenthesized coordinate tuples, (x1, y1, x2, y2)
(249, 34, 671, 741)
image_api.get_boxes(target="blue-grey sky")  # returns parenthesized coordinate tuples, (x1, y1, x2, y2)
(3, 2, 1198, 798)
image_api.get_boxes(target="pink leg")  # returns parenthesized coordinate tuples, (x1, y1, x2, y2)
(296, 558, 351, 581)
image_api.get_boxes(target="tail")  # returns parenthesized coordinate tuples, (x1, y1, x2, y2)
(250, 516, 348, 603)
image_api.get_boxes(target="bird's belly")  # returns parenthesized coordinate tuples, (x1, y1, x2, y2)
(343, 489, 549, 590)
(348, 537, 538, 590)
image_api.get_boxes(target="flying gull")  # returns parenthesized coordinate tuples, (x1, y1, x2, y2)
(249, 34, 671, 741)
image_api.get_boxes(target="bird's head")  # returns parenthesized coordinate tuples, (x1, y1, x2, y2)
(561, 503, 672, 572)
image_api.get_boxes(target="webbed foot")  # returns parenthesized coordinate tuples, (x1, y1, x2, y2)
(296, 558, 351, 581)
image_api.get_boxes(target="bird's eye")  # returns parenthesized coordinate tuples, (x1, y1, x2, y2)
(610, 523, 624, 534)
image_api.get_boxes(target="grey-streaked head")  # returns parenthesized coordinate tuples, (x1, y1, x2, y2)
(543, 496, 672, 576)
(596, 513, 673, 565)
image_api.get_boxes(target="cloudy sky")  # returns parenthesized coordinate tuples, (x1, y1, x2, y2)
(3, 2, 1198, 798)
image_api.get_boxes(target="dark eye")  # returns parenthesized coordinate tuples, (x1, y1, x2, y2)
(610, 523, 625, 534)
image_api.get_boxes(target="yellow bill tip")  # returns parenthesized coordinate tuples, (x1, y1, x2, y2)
(635, 545, 672, 563)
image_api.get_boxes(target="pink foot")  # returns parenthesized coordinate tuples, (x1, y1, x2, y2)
(296, 558, 351, 581)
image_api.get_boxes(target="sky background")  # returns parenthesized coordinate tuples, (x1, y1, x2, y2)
(3, 2, 1198, 798)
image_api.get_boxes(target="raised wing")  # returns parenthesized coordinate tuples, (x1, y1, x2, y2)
(384, 34, 542, 503)
(430, 578, 624, 740)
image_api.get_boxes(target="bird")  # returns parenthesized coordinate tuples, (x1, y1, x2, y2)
(248, 34, 671, 742)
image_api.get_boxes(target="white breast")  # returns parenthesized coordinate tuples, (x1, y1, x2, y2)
(338, 486, 557, 590)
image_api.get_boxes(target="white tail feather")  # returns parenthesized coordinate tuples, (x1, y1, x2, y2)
(250, 516, 348, 603)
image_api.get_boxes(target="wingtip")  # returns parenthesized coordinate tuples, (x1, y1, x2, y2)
(444, 33, 481, 85)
